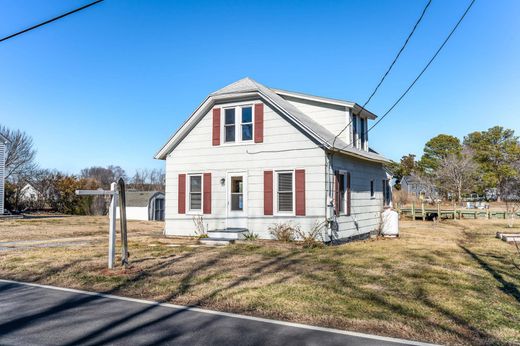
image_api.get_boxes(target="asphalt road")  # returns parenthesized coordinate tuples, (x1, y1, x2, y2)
(0, 280, 430, 346)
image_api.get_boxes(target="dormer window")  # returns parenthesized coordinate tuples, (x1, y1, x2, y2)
(223, 105, 254, 143)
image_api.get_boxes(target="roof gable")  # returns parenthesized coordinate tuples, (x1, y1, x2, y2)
(155, 77, 389, 163)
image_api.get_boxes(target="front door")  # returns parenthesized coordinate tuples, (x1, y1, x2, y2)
(226, 172, 247, 229)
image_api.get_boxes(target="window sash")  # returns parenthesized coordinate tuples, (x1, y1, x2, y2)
(339, 174, 346, 213)
(223, 105, 254, 143)
(188, 175, 203, 211)
(277, 172, 294, 213)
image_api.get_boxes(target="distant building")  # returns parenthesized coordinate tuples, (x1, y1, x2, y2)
(0, 134, 8, 214)
(116, 191, 165, 221)
(20, 184, 40, 203)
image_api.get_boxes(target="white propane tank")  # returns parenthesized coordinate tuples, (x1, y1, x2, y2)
(381, 207, 399, 237)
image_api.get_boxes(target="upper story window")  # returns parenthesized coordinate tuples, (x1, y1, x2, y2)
(352, 114, 358, 148)
(351, 114, 368, 151)
(224, 109, 236, 142)
(241, 106, 253, 141)
(360, 117, 366, 149)
(223, 105, 253, 143)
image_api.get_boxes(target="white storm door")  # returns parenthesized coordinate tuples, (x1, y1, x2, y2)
(226, 172, 247, 229)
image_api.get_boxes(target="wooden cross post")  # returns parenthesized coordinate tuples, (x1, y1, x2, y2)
(75, 183, 118, 269)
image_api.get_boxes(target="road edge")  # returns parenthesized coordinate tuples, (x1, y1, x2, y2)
(0, 278, 437, 346)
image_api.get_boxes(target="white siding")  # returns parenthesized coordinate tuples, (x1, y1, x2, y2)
(328, 154, 387, 239)
(281, 96, 351, 144)
(164, 99, 327, 239)
(0, 141, 5, 213)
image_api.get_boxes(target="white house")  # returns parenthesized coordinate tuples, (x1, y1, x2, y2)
(0, 134, 8, 214)
(116, 191, 165, 221)
(155, 78, 391, 241)
(20, 183, 40, 204)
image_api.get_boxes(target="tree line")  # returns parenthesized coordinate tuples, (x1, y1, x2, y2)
(388, 125, 520, 203)
(1, 125, 165, 215)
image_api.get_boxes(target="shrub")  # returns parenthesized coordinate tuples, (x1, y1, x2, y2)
(192, 215, 208, 237)
(268, 222, 297, 242)
(295, 220, 327, 248)
(243, 232, 259, 241)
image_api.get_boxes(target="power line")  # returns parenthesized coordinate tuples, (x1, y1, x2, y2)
(331, 0, 432, 149)
(338, 0, 476, 152)
(0, 0, 104, 44)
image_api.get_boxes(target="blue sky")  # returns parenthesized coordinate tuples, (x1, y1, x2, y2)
(1, 0, 519, 175)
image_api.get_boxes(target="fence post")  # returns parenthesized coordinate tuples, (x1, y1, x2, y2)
(422, 202, 426, 221)
(437, 202, 441, 220)
(412, 202, 416, 220)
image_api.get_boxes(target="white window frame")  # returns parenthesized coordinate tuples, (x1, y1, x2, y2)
(370, 179, 375, 199)
(221, 102, 255, 145)
(352, 114, 358, 149)
(274, 170, 295, 215)
(338, 170, 348, 215)
(383, 179, 391, 206)
(187, 173, 203, 214)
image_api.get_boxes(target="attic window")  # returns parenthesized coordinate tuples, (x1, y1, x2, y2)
(223, 105, 254, 144)
(241, 106, 253, 141)
(224, 108, 236, 142)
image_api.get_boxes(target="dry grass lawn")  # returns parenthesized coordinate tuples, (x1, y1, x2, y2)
(1, 216, 519, 345)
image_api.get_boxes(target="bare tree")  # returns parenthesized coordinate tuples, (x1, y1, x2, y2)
(435, 150, 478, 202)
(0, 125, 37, 180)
(80, 165, 127, 189)
(130, 168, 165, 192)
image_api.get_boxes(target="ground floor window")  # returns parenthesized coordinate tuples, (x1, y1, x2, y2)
(189, 174, 202, 211)
(382, 179, 391, 206)
(276, 171, 294, 213)
(370, 180, 375, 198)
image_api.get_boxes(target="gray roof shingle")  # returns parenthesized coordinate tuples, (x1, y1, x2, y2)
(125, 191, 164, 207)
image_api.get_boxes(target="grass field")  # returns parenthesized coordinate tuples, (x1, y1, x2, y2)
(1, 216, 519, 345)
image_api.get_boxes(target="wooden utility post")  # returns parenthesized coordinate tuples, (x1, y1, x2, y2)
(76, 185, 118, 269)
(118, 178, 129, 268)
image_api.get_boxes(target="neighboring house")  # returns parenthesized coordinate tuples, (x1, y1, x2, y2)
(400, 175, 437, 200)
(155, 77, 391, 241)
(20, 184, 40, 203)
(0, 134, 8, 214)
(116, 191, 165, 221)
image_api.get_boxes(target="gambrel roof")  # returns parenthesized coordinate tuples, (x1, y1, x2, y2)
(155, 77, 389, 163)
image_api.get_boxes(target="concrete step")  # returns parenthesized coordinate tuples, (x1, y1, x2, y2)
(199, 238, 236, 246)
(207, 228, 248, 240)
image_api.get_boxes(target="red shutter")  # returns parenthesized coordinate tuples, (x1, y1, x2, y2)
(203, 173, 212, 214)
(334, 170, 340, 216)
(346, 172, 351, 216)
(295, 169, 306, 216)
(178, 174, 186, 214)
(254, 103, 264, 143)
(264, 171, 273, 215)
(212, 108, 221, 146)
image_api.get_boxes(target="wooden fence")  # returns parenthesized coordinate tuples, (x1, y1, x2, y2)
(397, 202, 518, 220)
